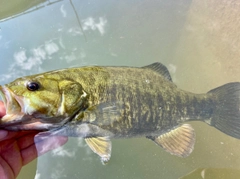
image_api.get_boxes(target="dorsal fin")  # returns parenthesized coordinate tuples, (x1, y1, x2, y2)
(142, 62, 172, 81)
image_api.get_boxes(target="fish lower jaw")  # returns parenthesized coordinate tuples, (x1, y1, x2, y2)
(0, 113, 25, 124)
(3, 122, 56, 131)
(0, 114, 59, 130)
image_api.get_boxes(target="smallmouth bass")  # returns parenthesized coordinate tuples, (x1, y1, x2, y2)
(0, 62, 240, 164)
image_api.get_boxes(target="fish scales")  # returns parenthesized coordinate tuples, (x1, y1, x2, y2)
(1, 62, 240, 164)
(49, 66, 216, 136)
(5, 65, 215, 135)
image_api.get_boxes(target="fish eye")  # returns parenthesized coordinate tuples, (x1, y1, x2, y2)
(27, 82, 40, 91)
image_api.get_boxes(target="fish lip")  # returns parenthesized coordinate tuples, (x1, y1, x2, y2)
(0, 86, 25, 125)
(1, 86, 24, 112)
(0, 86, 8, 110)
(0, 113, 62, 130)
(2, 120, 59, 131)
(0, 85, 17, 110)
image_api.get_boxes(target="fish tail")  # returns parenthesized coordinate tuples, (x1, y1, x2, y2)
(207, 82, 240, 139)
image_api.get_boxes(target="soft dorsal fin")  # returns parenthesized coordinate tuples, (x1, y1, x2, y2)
(85, 136, 112, 164)
(142, 62, 172, 81)
(147, 124, 195, 157)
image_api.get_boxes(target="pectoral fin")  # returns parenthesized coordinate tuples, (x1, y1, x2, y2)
(84, 102, 123, 125)
(85, 136, 112, 164)
(147, 124, 195, 157)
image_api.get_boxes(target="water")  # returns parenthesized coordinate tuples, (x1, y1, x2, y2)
(0, 0, 240, 178)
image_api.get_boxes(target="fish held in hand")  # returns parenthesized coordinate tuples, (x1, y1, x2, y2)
(0, 62, 240, 164)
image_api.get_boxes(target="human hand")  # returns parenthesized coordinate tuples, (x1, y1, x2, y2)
(0, 101, 5, 117)
(0, 101, 68, 179)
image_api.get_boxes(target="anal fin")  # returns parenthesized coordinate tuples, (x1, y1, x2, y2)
(147, 124, 195, 157)
(85, 136, 112, 164)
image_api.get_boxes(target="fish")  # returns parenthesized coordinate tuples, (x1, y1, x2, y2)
(0, 62, 240, 164)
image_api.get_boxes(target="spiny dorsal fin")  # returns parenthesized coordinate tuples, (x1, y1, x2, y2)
(142, 62, 172, 81)
(85, 136, 112, 164)
(147, 124, 195, 157)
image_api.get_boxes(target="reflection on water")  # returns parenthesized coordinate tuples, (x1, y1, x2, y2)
(0, 0, 240, 179)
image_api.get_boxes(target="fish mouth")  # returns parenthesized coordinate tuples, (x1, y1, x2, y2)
(0, 86, 59, 131)
(0, 86, 23, 122)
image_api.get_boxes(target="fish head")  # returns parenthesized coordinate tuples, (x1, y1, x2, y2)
(0, 75, 87, 130)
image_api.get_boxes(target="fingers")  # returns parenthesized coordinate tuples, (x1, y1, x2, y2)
(0, 130, 8, 140)
(21, 135, 68, 165)
(0, 101, 6, 117)
(0, 140, 23, 178)
(0, 129, 68, 168)
(0, 130, 39, 142)
(34, 135, 68, 156)
(20, 144, 38, 165)
(0, 155, 16, 179)
(17, 132, 38, 150)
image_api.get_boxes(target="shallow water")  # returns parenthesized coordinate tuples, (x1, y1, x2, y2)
(0, 0, 240, 178)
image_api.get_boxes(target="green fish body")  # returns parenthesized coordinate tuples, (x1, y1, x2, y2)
(0, 62, 240, 164)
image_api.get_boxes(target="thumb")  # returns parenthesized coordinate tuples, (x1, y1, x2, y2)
(34, 132, 68, 156)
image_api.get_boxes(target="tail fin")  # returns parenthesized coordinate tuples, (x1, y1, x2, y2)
(207, 82, 240, 139)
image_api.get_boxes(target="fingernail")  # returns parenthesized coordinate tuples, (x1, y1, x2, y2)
(0, 130, 8, 140)
(34, 132, 52, 143)
(35, 136, 68, 155)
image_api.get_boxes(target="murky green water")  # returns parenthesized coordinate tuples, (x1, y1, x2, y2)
(0, 0, 240, 178)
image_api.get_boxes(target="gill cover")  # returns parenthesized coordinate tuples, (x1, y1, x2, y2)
(57, 80, 88, 116)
